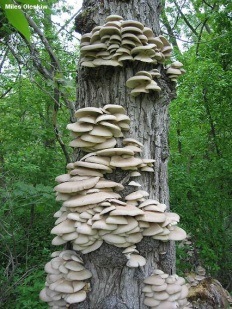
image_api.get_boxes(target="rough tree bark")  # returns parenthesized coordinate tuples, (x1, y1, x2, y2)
(71, 1, 176, 308)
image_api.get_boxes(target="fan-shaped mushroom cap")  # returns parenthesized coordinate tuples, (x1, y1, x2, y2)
(126, 75, 151, 88)
(54, 177, 99, 194)
(106, 14, 123, 22)
(110, 205, 144, 216)
(92, 219, 117, 230)
(103, 104, 126, 115)
(146, 80, 161, 91)
(69, 138, 96, 149)
(80, 134, 106, 144)
(126, 254, 146, 267)
(142, 223, 163, 236)
(96, 147, 134, 157)
(67, 122, 94, 133)
(55, 174, 71, 183)
(70, 167, 103, 177)
(63, 191, 120, 208)
(51, 220, 75, 235)
(144, 297, 160, 306)
(137, 211, 166, 223)
(166, 67, 182, 75)
(74, 107, 103, 119)
(112, 217, 138, 234)
(74, 161, 111, 172)
(168, 226, 187, 241)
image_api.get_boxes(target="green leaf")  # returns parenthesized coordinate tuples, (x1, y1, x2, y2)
(2, 0, 31, 41)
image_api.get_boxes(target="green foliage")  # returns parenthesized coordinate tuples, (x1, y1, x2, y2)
(167, 0, 232, 290)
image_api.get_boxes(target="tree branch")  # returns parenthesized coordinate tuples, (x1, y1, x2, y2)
(173, 0, 198, 37)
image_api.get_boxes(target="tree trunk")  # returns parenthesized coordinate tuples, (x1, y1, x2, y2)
(72, 1, 176, 308)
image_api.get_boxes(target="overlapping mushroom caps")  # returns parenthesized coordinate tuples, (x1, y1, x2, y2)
(166, 61, 186, 82)
(80, 15, 172, 67)
(143, 269, 190, 308)
(67, 105, 130, 152)
(51, 130, 186, 263)
(39, 250, 91, 308)
(126, 69, 161, 97)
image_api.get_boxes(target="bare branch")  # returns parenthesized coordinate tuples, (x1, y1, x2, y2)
(173, 0, 198, 37)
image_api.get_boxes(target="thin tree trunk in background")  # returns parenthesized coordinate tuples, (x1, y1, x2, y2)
(72, 1, 176, 308)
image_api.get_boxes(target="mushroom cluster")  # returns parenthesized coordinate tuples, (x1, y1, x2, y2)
(143, 269, 190, 308)
(39, 250, 91, 307)
(166, 61, 186, 82)
(126, 69, 161, 97)
(51, 143, 186, 261)
(80, 15, 172, 67)
(186, 266, 207, 287)
(67, 105, 130, 152)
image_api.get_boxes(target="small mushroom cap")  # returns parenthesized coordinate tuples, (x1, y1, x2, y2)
(112, 217, 138, 234)
(126, 75, 151, 88)
(137, 211, 166, 223)
(51, 220, 75, 235)
(168, 226, 187, 241)
(142, 223, 163, 236)
(63, 191, 120, 207)
(74, 107, 103, 118)
(143, 297, 160, 307)
(106, 14, 123, 22)
(126, 254, 146, 267)
(103, 104, 126, 115)
(110, 205, 144, 216)
(144, 275, 165, 286)
(65, 290, 87, 304)
(80, 134, 106, 144)
(121, 20, 144, 30)
(96, 148, 134, 157)
(74, 161, 111, 172)
(55, 174, 71, 183)
(54, 176, 99, 193)
(67, 122, 93, 133)
(81, 239, 103, 254)
(131, 85, 149, 96)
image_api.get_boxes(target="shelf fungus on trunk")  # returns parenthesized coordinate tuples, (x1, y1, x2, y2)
(143, 269, 190, 308)
(126, 69, 161, 97)
(40, 103, 188, 307)
(79, 15, 172, 67)
(39, 250, 91, 308)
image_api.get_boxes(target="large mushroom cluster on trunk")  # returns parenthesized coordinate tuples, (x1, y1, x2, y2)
(40, 13, 189, 309)
(67, 105, 130, 152)
(143, 269, 190, 308)
(39, 250, 91, 308)
(49, 104, 187, 259)
(80, 15, 173, 67)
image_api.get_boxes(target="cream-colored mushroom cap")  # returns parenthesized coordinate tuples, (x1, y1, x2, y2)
(65, 290, 87, 304)
(110, 205, 144, 216)
(121, 20, 144, 30)
(74, 161, 111, 172)
(137, 212, 166, 223)
(110, 156, 143, 168)
(144, 275, 166, 285)
(143, 297, 160, 307)
(93, 138, 117, 150)
(54, 176, 99, 194)
(69, 138, 96, 149)
(67, 122, 93, 133)
(55, 174, 71, 183)
(126, 75, 151, 88)
(146, 80, 161, 91)
(99, 121, 122, 137)
(121, 26, 143, 35)
(142, 223, 163, 236)
(106, 14, 123, 22)
(126, 254, 146, 267)
(131, 85, 149, 96)
(51, 220, 75, 235)
(96, 148, 134, 157)
(123, 138, 144, 147)
(166, 67, 182, 75)
(103, 104, 126, 115)
(80, 134, 106, 144)
(168, 226, 187, 241)
(63, 191, 120, 207)
(112, 217, 138, 234)
(74, 107, 103, 119)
